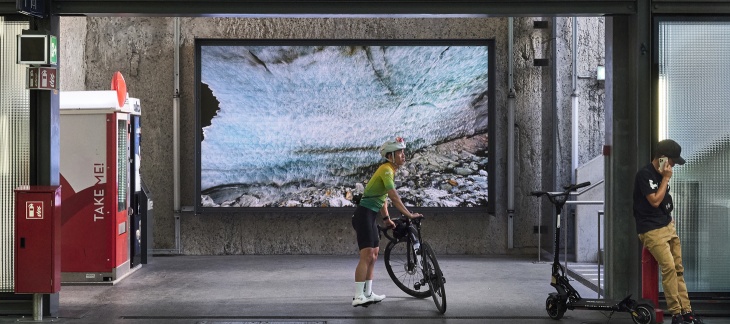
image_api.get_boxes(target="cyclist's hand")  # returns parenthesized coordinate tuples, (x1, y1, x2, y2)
(384, 218, 396, 229)
(409, 212, 423, 219)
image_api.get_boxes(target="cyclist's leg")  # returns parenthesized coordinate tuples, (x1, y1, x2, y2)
(351, 206, 380, 305)
(364, 218, 385, 301)
(356, 247, 376, 282)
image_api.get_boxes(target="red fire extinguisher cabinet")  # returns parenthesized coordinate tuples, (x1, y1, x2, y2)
(14, 186, 62, 294)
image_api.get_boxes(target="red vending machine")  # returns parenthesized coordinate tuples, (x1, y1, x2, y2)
(59, 89, 138, 283)
(14, 186, 62, 294)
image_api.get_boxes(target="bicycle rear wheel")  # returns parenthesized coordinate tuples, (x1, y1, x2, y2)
(384, 238, 431, 298)
(421, 242, 446, 314)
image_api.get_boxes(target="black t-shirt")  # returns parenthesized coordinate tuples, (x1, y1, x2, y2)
(633, 163, 673, 234)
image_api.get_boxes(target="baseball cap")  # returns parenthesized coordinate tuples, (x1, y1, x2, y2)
(656, 139, 686, 165)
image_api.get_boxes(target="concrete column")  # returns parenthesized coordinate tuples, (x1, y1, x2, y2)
(605, 15, 640, 299)
(29, 15, 60, 187)
(28, 15, 60, 317)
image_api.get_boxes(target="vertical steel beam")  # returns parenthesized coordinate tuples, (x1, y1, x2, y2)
(604, 0, 650, 300)
(27, 15, 60, 316)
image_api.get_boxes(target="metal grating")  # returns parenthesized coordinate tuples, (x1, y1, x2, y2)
(659, 20, 730, 292)
(0, 18, 31, 292)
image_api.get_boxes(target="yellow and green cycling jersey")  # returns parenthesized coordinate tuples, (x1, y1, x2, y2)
(359, 163, 396, 212)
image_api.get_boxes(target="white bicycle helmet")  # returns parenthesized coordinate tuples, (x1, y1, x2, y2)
(379, 137, 407, 158)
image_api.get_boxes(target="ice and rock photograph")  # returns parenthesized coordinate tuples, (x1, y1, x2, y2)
(197, 42, 491, 208)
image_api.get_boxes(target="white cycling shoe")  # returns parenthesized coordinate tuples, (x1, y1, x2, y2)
(367, 292, 385, 303)
(352, 294, 374, 307)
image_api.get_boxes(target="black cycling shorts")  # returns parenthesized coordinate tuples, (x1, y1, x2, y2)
(352, 205, 379, 250)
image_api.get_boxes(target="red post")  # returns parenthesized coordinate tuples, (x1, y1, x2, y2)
(642, 247, 664, 323)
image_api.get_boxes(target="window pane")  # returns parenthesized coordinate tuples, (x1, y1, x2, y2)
(0, 19, 31, 292)
(659, 20, 730, 292)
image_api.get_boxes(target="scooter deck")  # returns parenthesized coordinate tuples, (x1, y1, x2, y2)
(569, 298, 623, 310)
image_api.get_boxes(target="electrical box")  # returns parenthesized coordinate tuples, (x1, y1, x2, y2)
(59, 90, 140, 283)
(14, 186, 61, 294)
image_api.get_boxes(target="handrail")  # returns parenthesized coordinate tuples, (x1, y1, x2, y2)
(597, 210, 604, 298)
(564, 202, 605, 298)
(565, 200, 604, 205)
(562, 199, 604, 283)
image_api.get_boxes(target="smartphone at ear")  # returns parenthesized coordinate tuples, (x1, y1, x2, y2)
(659, 157, 668, 171)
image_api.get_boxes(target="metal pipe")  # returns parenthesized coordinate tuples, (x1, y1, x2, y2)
(551, 16, 560, 264)
(173, 17, 181, 213)
(507, 17, 516, 250)
(155, 17, 183, 255)
(155, 18, 182, 255)
(564, 200, 604, 205)
(32, 293, 42, 321)
(571, 17, 579, 183)
(598, 210, 604, 297)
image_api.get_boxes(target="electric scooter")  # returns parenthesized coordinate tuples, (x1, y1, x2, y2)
(531, 182, 655, 324)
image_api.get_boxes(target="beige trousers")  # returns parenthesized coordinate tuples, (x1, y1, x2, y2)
(638, 222, 691, 315)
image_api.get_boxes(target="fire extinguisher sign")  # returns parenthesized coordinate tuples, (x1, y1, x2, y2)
(26, 201, 44, 220)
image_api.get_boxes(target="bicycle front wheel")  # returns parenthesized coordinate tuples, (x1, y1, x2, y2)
(384, 238, 431, 298)
(421, 242, 446, 314)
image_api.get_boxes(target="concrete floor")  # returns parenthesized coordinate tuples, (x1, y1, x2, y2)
(2, 255, 728, 324)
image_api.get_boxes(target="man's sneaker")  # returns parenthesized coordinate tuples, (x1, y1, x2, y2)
(683, 311, 704, 324)
(352, 294, 373, 307)
(671, 314, 688, 324)
(367, 292, 385, 303)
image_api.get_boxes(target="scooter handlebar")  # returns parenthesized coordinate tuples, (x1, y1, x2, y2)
(574, 181, 591, 190)
(564, 181, 590, 191)
(533, 181, 591, 199)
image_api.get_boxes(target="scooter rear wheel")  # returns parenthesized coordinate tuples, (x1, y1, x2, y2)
(545, 295, 565, 320)
(631, 303, 656, 324)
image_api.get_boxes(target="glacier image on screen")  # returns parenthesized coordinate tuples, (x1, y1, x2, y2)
(199, 44, 489, 208)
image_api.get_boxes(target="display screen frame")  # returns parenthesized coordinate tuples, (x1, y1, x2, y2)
(195, 39, 495, 214)
(17, 34, 48, 65)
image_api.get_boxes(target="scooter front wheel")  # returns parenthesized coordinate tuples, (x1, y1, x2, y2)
(631, 303, 656, 324)
(545, 295, 565, 320)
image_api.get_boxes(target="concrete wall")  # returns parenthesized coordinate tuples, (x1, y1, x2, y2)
(575, 155, 605, 263)
(59, 17, 87, 91)
(548, 17, 606, 258)
(57, 17, 605, 255)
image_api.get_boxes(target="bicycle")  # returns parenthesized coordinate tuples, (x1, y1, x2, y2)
(379, 216, 446, 314)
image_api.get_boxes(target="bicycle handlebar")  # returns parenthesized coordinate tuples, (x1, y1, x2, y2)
(377, 215, 423, 243)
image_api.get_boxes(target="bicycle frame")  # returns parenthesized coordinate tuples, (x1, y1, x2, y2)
(381, 218, 422, 270)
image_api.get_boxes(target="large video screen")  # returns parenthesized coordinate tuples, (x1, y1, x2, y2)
(196, 39, 494, 211)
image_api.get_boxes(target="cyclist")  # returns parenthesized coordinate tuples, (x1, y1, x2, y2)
(351, 136, 423, 307)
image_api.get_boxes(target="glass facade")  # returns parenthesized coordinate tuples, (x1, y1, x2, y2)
(659, 20, 730, 292)
(0, 18, 31, 292)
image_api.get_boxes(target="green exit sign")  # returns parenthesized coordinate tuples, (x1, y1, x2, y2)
(49, 35, 57, 65)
